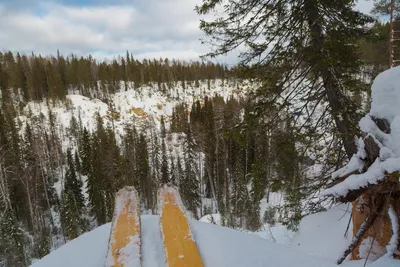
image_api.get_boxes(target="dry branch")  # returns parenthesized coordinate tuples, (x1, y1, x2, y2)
(337, 198, 385, 264)
(327, 170, 360, 189)
(337, 179, 400, 203)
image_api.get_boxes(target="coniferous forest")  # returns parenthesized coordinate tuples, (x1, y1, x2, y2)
(0, 3, 399, 265)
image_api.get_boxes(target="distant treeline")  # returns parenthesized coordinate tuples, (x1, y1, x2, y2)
(0, 51, 229, 105)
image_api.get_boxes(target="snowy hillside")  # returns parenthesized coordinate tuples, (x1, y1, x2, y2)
(17, 79, 252, 142)
(12, 69, 400, 267)
(14, 78, 253, 216)
(30, 206, 398, 267)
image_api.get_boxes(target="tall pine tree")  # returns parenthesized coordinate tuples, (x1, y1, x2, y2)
(181, 125, 201, 218)
(61, 149, 86, 240)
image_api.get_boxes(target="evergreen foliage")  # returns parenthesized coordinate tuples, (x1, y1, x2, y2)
(181, 125, 201, 218)
(0, 209, 28, 267)
(0, 20, 391, 264)
(60, 149, 86, 240)
(196, 0, 374, 160)
(161, 138, 170, 184)
(0, 51, 228, 104)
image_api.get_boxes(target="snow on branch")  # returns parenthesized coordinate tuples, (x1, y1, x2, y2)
(323, 132, 400, 202)
(323, 65, 400, 201)
(323, 158, 400, 201)
(384, 205, 399, 258)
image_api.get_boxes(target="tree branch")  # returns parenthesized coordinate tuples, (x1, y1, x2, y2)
(337, 197, 385, 264)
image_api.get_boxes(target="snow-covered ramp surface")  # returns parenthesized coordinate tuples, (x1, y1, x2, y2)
(31, 216, 334, 267)
(30, 213, 398, 267)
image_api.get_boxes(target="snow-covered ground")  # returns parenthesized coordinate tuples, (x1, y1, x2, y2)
(25, 68, 400, 267)
(290, 204, 353, 261)
(30, 205, 398, 267)
(17, 79, 250, 141)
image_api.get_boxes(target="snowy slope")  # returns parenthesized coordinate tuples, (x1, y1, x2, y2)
(29, 221, 110, 267)
(30, 208, 398, 267)
(18, 79, 251, 140)
(199, 192, 295, 246)
(192, 221, 334, 267)
(24, 70, 400, 266)
(16, 79, 251, 212)
(290, 204, 353, 261)
(31, 216, 334, 267)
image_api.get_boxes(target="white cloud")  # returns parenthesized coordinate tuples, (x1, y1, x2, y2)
(6, 0, 374, 65)
(355, 0, 374, 14)
(0, 0, 240, 63)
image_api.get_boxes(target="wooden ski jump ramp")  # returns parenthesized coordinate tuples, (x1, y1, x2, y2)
(158, 185, 204, 267)
(105, 185, 204, 267)
(105, 186, 141, 267)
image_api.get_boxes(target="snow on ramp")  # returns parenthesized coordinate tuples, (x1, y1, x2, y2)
(105, 186, 141, 267)
(30, 218, 334, 267)
(140, 216, 165, 267)
(29, 214, 399, 267)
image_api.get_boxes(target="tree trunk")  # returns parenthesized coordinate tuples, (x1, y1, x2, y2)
(304, 0, 358, 160)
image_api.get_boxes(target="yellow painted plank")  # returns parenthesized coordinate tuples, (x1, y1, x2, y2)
(158, 186, 204, 267)
(105, 186, 141, 267)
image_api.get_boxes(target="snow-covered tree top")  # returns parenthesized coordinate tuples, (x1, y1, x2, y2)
(370, 67, 400, 123)
(324, 67, 400, 198)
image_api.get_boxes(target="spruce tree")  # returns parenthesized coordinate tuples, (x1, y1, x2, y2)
(0, 209, 28, 267)
(137, 134, 153, 210)
(16, 53, 30, 102)
(196, 0, 374, 160)
(181, 125, 201, 218)
(87, 135, 107, 225)
(149, 129, 161, 185)
(176, 154, 184, 187)
(61, 149, 85, 240)
(90, 114, 120, 223)
(121, 125, 139, 189)
(230, 141, 250, 228)
(170, 154, 177, 186)
(74, 150, 82, 177)
(160, 138, 170, 184)
(69, 115, 79, 139)
(201, 97, 217, 202)
(160, 115, 166, 138)
(79, 128, 92, 176)
(86, 114, 109, 224)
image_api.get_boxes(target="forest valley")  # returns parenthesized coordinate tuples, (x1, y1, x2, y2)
(1, 1, 400, 266)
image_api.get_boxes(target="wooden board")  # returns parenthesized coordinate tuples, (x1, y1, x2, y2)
(105, 186, 141, 267)
(158, 185, 203, 267)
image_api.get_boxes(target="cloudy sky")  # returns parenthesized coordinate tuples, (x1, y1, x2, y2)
(0, 0, 375, 64)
